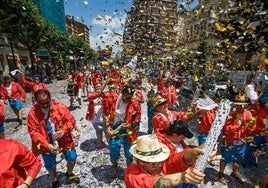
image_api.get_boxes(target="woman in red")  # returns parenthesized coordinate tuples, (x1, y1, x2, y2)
(157, 120, 197, 174)
(1, 75, 26, 127)
(20, 72, 48, 105)
(86, 82, 118, 149)
(218, 94, 252, 185)
(194, 96, 218, 145)
(0, 87, 5, 138)
(0, 139, 42, 188)
(151, 95, 193, 133)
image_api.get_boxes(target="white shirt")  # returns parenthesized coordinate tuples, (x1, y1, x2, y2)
(114, 94, 127, 122)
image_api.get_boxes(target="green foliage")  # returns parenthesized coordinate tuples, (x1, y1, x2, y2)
(0, 0, 96, 64)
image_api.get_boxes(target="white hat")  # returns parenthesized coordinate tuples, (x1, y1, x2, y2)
(196, 96, 218, 111)
(129, 134, 170, 162)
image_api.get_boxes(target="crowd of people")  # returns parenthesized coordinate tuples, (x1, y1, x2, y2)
(0, 62, 268, 187)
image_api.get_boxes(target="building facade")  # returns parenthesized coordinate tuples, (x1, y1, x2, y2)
(66, 15, 90, 44)
(123, 0, 178, 63)
(32, 0, 66, 32)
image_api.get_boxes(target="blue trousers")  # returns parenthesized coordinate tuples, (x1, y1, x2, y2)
(243, 135, 266, 165)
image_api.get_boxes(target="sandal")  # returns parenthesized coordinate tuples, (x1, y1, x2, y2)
(96, 143, 104, 150)
(230, 172, 244, 184)
(218, 172, 228, 185)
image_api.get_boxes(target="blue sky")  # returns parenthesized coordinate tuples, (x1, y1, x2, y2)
(64, 0, 198, 55)
(64, 0, 132, 54)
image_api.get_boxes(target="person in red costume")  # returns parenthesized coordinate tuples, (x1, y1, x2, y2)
(158, 77, 180, 110)
(193, 96, 218, 145)
(101, 84, 119, 132)
(243, 95, 268, 167)
(218, 94, 253, 185)
(1, 75, 26, 128)
(92, 68, 103, 86)
(151, 94, 193, 133)
(85, 82, 119, 150)
(106, 85, 141, 177)
(19, 71, 48, 105)
(125, 134, 206, 188)
(108, 66, 121, 86)
(0, 138, 42, 188)
(0, 88, 5, 138)
(157, 120, 195, 173)
(26, 89, 80, 187)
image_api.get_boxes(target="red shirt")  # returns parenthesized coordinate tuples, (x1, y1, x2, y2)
(222, 109, 252, 143)
(108, 70, 121, 85)
(75, 72, 84, 89)
(125, 98, 142, 143)
(0, 139, 42, 188)
(26, 100, 76, 156)
(92, 73, 103, 85)
(1, 81, 26, 101)
(102, 91, 119, 125)
(253, 107, 268, 135)
(156, 133, 193, 174)
(158, 80, 178, 109)
(0, 103, 4, 123)
(125, 142, 191, 188)
(134, 90, 144, 103)
(20, 74, 48, 98)
(125, 162, 158, 188)
(152, 110, 186, 133)
(109, 96, 142, 143)
(197, 109, 216, 134)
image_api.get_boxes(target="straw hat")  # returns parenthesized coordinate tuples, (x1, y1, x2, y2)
(129, 134, 170, 162)
(233, 94, 248, 105)
(2, 74, 11, 82)
(151, 95, 166, 108)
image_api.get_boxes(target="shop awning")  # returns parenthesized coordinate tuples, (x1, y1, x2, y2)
(20, 56, 28, 61)
(6, 55, 17, 60)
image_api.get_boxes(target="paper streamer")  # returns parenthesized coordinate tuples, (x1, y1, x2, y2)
(195, 99, 232, 173)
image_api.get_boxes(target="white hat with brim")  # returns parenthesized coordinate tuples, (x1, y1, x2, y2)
(129, 134, 170, 163)
(233, 95, 248, 105)
(196, 96, 218, 111)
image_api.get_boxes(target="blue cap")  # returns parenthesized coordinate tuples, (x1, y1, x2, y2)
(260, 96, 268, 105)
(148, 71, 158, 77)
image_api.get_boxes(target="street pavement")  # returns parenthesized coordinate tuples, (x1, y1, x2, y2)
(3, 80, 267, 188)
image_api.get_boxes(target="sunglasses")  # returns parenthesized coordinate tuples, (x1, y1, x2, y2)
(37, 100, 51, 106)
(158, 102, 166, 106)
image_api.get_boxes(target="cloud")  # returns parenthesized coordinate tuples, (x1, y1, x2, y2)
(92, 14, 126, 28)
(90, 28, 123, 55)
(90, 14, 126, 54)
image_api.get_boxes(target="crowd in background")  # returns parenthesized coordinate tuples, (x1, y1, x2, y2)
(0, 60, 268, 187)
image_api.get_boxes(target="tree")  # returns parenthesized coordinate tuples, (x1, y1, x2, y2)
(1, 0, 46, 72)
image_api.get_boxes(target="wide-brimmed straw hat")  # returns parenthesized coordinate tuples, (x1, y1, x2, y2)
(129, 134, 170, 162)
(233, 94, 248, 105)
(2, 74, 11, 82)
(151, 95, 166, 108)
